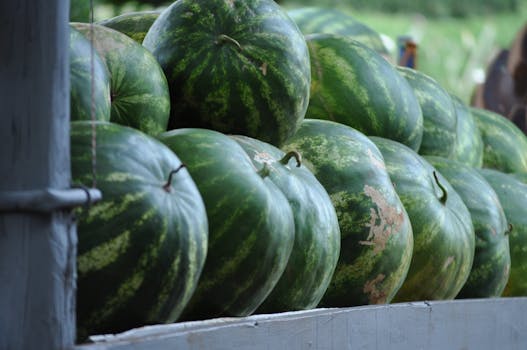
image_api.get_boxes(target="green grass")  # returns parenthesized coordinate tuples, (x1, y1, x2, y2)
(350, 9, 527, 103)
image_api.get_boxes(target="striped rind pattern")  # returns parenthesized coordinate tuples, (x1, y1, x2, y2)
(98, 10, 161, 43)
(371, 137, 475, 301)
(306, 34, 423, 151)
(397, 67, 458, 158)
(73, 23, 170, 136)
(471, 107, 527, 173)
(287, 7, 388, 54)
(71, 121, 208, 340)
(282, 119, 413, 306)
(450, 95, 484, 167)
(479, 169, 527, 296)
(143, 0, 311, 146)
(427, 156, 510, 298)
(69, 26, 111, 122)
(231, 135, 341, 312)
(158, 128, 295, 320)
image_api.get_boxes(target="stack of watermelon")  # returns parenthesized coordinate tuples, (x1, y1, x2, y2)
(69, 0, 527, 342)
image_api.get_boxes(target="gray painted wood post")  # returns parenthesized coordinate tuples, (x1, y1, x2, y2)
(0, 1, 75, 349)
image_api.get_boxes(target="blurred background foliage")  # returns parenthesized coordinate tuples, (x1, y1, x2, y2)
(70, 0, 527, 103)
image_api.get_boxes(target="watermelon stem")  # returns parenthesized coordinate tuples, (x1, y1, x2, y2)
(258, 163, 271, 178)
(163, 164, 186, 192)
(280, 151, 302, 167)
(433, 171, 448, 204)
(217, 34, 242, 51)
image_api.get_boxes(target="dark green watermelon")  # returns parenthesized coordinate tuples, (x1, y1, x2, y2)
(479, 169, 527, 296)
(282, 119, 413, 306)
(371, 137, 475, 301)
(305, 34, 423, 151)
(471, 107, 527, 173)
(287, 7, 388, 55)
(71, 121, 208, 340)
(72, 23, 170, 136)
(144, 0, 311, 146)
(69, 26, 111, 122)
(98, 10, 162, 44)
(158, 128, 295, 320)
(426, 156, 510, 298)
(231, 135, 340, 313)
(396, 67, 458, 158)
(450, 95, 484, 167)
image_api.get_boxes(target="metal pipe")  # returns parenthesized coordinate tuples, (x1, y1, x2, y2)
(0, 188, 102, 213)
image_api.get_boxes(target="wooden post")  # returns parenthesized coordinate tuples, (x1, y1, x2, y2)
(0, 1, 75, 349)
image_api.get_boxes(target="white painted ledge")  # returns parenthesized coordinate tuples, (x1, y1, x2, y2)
(77, 297, 527, 350)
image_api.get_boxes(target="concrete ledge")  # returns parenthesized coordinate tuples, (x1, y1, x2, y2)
(77, 297, 527, 350)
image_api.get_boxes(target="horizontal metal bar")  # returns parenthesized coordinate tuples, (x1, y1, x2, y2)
(0, 187, 102, 213)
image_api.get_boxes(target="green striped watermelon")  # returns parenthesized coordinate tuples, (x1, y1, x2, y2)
(69, 26, 111, 122)
(471, 107, 527, 173)
(510, 172, 527, 184)
(231, 135, 341, 313)
(305, 34, 423, 151)
(450, 95, 484, 167)
(287, 7, 388, 55)
(426, 156, 510, 298)
(98, 10, 162, 44)
(144, 0, 311, 146)
(282, 119, 413, 306)
(71, 121, 208, 340)
(72, 23, 170, 136)
(479, 168, 527, 296)
(396, 67, 458, 158)
(158, 128, 295, 320)
(371, 137, 475, 301)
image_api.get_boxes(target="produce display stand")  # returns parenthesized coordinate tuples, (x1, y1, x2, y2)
(2, 2, 527, 350)
(78, 298, 527, 350)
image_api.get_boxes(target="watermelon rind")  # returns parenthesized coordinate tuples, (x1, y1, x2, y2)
(479, 168, 527, 297)
(69, 26, 111, 122)
(471, 107, 527, 173)
(426, 156, 510, 298)
(71, 121, 208, 340)
(282, 119, 414, 307)
(305, 34, 423, 151)
(143, 0, 311, 146)
(231, 135, 341, 312)
(371, 136, 475, 301)
(72, 23, 170, 136)
(158, 128, 295, 320)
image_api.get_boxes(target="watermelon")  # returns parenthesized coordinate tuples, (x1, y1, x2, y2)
(231, 135, 340, 313)
(98, 10, 162, 44)
(72, 23, 170, 136)
(305, 34, 423, 151)
(144, 0, 311, 146)
(426, 156, 510, 298)
(450, 95, 484, 167)
(158, 128, 295, 320)
(287, 7, 388, 55)
(510, 172, 527, 184)
(69, 26, 111, 122)
(281, 119, 413, 306)
(71, 121, 208, 340)
(479, 169, 527, 296)
(396, 67, 458, 158)
(471, 107, 527, 173)
(371, 137, 475, 301)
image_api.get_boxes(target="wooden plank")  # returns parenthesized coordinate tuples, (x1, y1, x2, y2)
(77, 298, 527, 350)
(0, 1, 74, 349)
